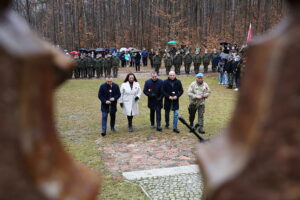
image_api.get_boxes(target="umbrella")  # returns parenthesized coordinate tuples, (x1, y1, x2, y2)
(69, 51, 79, 55)
(109, 48, 117, 52)
(131, 49, 141, 53)
(220, 41, 231, 46)
(79, 48, 88, 52)
(88, 49, 96, 53)
(95, 48, 105, 52)
(120, 47, 128, 52)
(167, 40, 179, 45)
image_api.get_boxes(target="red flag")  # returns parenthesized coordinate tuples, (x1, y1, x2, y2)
(247, 23, 253, 42)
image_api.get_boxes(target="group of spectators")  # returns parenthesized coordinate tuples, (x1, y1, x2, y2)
(98, 71, 211, 137)
(68, 43, 245, 90)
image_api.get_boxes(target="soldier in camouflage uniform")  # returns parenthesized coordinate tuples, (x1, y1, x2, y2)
(187, 73, 211, 133)
(80, 54, 87, 78)
(193, 51, 202, 74)
(164, 53, 173, 75)
(74, 54, 80, 78)
(95, 54, 104, 78)
(211, 49, 219, 72)
(153, 52, 162, 75)
(173, 51, 183, 75)
(103, 55, 112, 77)
(112, 55, 120, 78)
(202, 49, 211, 73)
(183, 51, 193, 74)
(86, 54, 95, 78)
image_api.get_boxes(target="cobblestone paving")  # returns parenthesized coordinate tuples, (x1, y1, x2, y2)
(134, 173, 203, 200)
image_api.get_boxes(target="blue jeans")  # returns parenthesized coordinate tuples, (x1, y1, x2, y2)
(102, 112, 116, 133)
(165, 109, 179, 129)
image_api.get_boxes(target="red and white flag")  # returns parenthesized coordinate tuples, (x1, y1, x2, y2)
(247, 23, 253, 42)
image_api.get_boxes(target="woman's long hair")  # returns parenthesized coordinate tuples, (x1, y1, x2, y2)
(124, 72, 138, 82)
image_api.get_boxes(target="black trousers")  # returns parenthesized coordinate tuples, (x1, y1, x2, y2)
(150, 109, 161, 127)
(142, 57, 148, 66)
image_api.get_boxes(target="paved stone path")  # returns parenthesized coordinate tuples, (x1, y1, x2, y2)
(96, 135, 203, 199)
(123, 165, 203, 200)
(96, 136, 198, 173)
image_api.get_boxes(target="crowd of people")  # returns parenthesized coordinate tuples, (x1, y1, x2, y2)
(98, 71, 211, 137)
(68, 43, 245, 91)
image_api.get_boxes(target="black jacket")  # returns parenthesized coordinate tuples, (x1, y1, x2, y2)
(98, 82, 121, 113)
(143, 79, 164, 110)
(162, 78, 184, 110)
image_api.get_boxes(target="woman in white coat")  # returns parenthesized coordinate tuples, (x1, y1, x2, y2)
(119, 73, 142, 132)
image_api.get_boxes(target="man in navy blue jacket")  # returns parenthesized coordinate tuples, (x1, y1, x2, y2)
(162, 71, 184, 133)
(143, 72, 164, 131)
(98, 76, 121, 136)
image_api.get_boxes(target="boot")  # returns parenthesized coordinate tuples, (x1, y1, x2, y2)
(127, 116, 133, 132)
(198, 126, 206, 134)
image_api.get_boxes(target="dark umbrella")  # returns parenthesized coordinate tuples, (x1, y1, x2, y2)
(109, 48, 117, 52)
(79, 48, 88, 52)
(220, 41, 231, 46)
(95, 48, 105, 52)
(88, 49, 96, 53)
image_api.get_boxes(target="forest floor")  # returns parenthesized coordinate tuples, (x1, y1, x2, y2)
(55, 72, 237, 199)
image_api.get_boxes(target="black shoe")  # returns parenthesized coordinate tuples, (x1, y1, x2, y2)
(101, 132, 106, 137)
(198, 127, 206, 134)
(156, 127, 162, 132)
(173, 129, 180, 133)
(165, 124, 169, 129)
(128, 127, 133, 132)
(111, 127, 116, 132)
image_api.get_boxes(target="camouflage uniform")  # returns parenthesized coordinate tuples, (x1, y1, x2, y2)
(202, 53, 211, 73)
(80, 57, 87, 78)
(183, 53, 193, 74)
(193, 54, 202, 74)
(95, 57, 104, 78)
(173, 54, 183, 75)
(86, 56, 95, 78)
(153, 55, 162, 75)
(164, 56, 173, 75)
(103, 56, 112, 77)
(112, 56, 120, 78)
(187, 81, 211, 130)
(74, 58, 80, 78)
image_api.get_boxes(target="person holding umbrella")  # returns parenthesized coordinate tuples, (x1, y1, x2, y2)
(98, 76, 121, 136)
(119, 73, 142, 132)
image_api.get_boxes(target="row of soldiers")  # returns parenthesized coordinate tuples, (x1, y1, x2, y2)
(73, 53, 120, 78)
(151, 49, 220, 75)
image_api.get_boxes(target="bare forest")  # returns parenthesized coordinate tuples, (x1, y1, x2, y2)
(13, 0, 288, 50)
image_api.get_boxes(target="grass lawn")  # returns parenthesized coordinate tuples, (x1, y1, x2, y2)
(55, 75, 237, 199)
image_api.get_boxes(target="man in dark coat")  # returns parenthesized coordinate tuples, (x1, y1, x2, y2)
(143, 72, 164, 131)
(141, 48, 148, 66)
(98, 76, 121, 136)
(162, 71, 184, 133)
(149, 49, 155, 68)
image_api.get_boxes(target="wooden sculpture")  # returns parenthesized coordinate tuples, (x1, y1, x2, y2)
(0, 1, 99, 199)
(196, 0, 300, 199)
